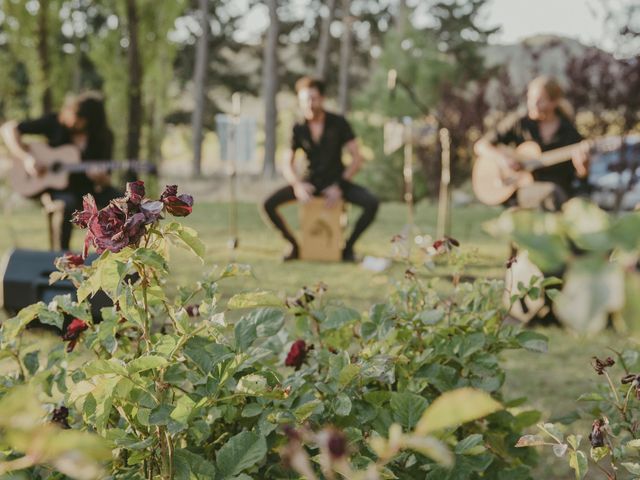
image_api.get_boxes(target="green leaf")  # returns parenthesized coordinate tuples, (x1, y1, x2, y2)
(227, 291, 282, 309)
(252, 308, 285, 337)
(338, 364, 361, 387)
(414, 309, 444, 325)
(174, 449, 217, 480)
(516, 331, 548, 353)
(324, 306, 360, 330)
(515, 435, 545, 448)
(2, 303, 43, 342)
(132, 248, 168, 272)
(84, 358, 128, 377)
(590, 446, 609, 462)
(38, 308, 65, 330)
(391, 392, 429, 429)
(415, 388, 502, 435)
(554, 257, 625, 334)
(184, 337, 233, 373)
(236, 374, 268, 395)
(622, 463, 640, 476)
(455, 434, 485, 454)
(402, 434, 454, 467)
(128, 355, 168, 375)
(171, 395, 196, 424)
(219, 263, 253, 279)
(335, 393, 352, 416)
(216, 431, 267, 478)
(294, 399, 323, 421)
(176, 225, 206, 259)
(569, 450, 588, 479)
(234, 316, 257, 352)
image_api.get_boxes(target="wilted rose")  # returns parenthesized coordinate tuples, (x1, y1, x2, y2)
(589, 419, 605, 448)
(125, 180, 145, 205)
(285, 340, 309, 370)
(163, 194, 194, 217)
(60, 252, 84, 268)
(63, 318, 89, 352)
(51, 406, 70, 429)
(327, 428, 347, 459)
(185, 304, 200, 317)
(592, 356, 615, 375)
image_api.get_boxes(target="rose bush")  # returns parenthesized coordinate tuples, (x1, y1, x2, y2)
(0, 182, 545, 479)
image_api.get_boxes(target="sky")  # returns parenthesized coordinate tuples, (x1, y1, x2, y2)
(235, 0, 631, 53)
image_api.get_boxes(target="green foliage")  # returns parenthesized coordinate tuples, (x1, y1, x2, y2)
(517, 351, 640, 479)
(0, 202, 544, 478)
(486, 198, 640, 333)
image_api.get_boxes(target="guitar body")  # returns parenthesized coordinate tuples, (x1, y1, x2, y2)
(9, 143, 81, 198)
(472, 142, 542, 206)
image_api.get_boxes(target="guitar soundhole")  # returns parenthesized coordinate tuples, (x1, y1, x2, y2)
(51, 161, 62, 173)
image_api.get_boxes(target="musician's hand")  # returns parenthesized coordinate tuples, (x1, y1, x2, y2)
(571, 142, 590, 178)
(322, 183, 342, 208)
(501, 155, 522, 171)
(23, 154, 45, 177)
(86, 165, 111, 186)
(293, 181, 315, 203)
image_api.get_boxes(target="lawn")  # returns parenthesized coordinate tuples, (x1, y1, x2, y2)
(0, 196, 634, 478)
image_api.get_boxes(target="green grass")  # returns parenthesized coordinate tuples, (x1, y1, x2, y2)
(0, 198, 636, 478)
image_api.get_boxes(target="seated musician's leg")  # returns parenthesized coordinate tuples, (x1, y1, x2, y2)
(341, 180, 379, 260)
(48, 190, 81, 251)
(93, 185, 123, 208)
(262, 185, 299, 259)
(517, 182, 567, 212)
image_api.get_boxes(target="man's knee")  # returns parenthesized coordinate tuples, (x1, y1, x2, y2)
(364, 193, 379, 216)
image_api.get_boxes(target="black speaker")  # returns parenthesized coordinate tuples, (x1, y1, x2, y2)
(0, 249, 112, 322)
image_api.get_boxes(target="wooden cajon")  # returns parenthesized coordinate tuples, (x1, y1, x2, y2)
(299, 198, 345, 261)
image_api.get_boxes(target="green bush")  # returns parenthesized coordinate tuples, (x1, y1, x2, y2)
(0, 183, 543, 479)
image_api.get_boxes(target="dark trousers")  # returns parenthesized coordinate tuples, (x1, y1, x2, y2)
(49, 186, 121, 250)
(263, 180, 379, 252)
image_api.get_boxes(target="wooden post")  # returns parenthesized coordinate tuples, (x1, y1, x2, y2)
(436, 128, 451, 239)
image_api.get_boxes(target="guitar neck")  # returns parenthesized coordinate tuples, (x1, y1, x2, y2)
(525, 140, 590, 170)
(64, 160, 149, 173)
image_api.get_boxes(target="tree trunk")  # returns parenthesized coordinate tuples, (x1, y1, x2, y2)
(191, 0, 209, 177)
(337, 0, 352, 114)
(38, 0, 52, 114)
(315, 0, 336, 81)
(126, 0, 143, 171)
(263, 0, 278, 177)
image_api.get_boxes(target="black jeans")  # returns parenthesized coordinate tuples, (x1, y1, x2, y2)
(263, 180, 379, 253)
(49, 186, 122, 250)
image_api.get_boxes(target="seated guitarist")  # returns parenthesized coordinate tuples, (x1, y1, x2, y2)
(0, 92, 121, 250)
(474, 76, 589, 211)
(262, 76, 379, 262)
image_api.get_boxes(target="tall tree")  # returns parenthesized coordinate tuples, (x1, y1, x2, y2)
(125, 0, 142, 166)
(315, 0, 337, 81)
(263, 0, 279, 176)
(337, 0, 353, 114)
(191, 0, 210, 177)
(37, 0, 52, 113)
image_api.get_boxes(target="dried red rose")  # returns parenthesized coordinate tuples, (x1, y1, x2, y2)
(63, 318, 89, 352)
(125, 180, 145, 205)
(52, 406, 70, 429)
(589, 419, 605, 448)
(327, 429, 347, 459)
(185, 304, 200, 317)
(285, 340, 308, 370)
(592, 356, 615, 375)
(61, 252, 84, 268)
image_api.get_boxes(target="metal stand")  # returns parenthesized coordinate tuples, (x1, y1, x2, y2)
(227, 93, 241, 253)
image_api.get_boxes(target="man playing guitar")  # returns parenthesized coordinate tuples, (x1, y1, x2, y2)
(262, 76, 379, 262)
(0, 92, 121, 250)
(474, 76, 590, 210)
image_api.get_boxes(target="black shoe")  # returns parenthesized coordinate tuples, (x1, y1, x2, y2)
(342, 248, 356, 263)
(283, 245, 299, 262)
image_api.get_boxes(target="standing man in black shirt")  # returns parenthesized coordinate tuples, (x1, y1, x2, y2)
(263, 76, 379, 262)
(474, 76, 589, 210)
(1, 92, 121, 250)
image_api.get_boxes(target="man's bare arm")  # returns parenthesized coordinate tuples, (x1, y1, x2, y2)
(342, 138, 363, 181)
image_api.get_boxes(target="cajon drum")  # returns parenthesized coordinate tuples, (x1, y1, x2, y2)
(299, 198, 345, 261)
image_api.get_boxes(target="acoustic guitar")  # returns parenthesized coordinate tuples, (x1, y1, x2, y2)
(7, 142, 157, 198)
(472, 140, 597, 206)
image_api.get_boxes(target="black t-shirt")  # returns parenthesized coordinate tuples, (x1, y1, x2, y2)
(291, 111, 356, 190)
(17, 113, 113, 195)
(483, 111, 583, 195)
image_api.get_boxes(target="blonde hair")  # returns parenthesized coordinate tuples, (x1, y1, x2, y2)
(528, 76, 574, 119)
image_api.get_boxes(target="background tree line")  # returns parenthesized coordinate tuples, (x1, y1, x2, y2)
(0, 0, 637, 200)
